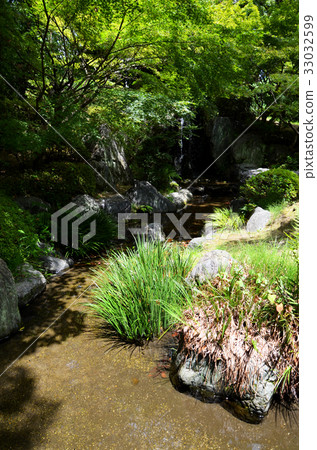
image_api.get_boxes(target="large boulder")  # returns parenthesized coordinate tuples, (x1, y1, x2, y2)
(15, 263, 46, 307)
(0, 259, 21, 339)
(126, 181, 177, 213)
(85, 124, 133, 187)
(41, 256, 71, 274)
(167, 189, 193, 210)
(100, 194, 131, 217)
(15, 196, 51, 214)
(246, 207, 272, 233)
(187, 250, 235, 283)
(232, 134, 266, 167)
(209, 117, 235, 179)
(238, 164, 269, 184)
(72, 194, 101, 212)
(170, 349, 277, 424)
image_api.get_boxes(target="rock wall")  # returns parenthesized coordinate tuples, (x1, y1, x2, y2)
(85, 124, 133, 188)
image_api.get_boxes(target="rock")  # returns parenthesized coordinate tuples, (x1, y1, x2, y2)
(41, 256, 71, 274)
(209, 117, 236, 179)
(144, 223, 165, 242)
(230, 197, 247, 213)
(202, 222, 214, 239)
(187, 250, 235, 283)
(246, 207, 272, 233)
(187, 237, 206, 249)
(167, 189, 193, 210)
(15, 263, 46, 307)
(232, 134, 266, 167)
(85, 124, 133, 187)
(126, 181, 177, 213)
(100, 195, 131, 216)
(0, 259, 21, 339)
(238, 164, 269, 184)
(170, 350, 277, 424)
(72, 195, 101, 212)
(15, 196, 51, 214)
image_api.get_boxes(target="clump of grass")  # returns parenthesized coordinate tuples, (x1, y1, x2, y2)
(87, 239, 194, 344)
(208, 208, 244, 232)
(267, 200, 289, 221)
(218, 239, 298, 290)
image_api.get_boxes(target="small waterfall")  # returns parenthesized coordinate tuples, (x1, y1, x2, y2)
(175, 117, 185, 173)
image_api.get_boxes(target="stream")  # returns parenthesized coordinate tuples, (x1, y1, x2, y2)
(0, 186, 299, 449)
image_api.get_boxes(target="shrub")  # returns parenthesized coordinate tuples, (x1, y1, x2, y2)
(0, 162, 96, 206)
(241, 169, 299, 209)
(87, 239, 194, 343)
(0, 192, 41, 272)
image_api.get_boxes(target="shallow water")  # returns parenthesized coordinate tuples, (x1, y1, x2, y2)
(0, 264, 298, 449)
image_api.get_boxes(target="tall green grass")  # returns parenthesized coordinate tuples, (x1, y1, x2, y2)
(87, 239, 194, 343)
(218, 239, 298, 288)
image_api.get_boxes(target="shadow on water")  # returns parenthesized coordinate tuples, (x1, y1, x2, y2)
(0, 367, 61, 449)
(0, 267, 91, 372)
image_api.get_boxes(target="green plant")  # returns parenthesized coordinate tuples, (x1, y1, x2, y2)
(61, 210, 117, 260)
(208, 208, 245, 232)
(219, 239, 298, 291)
(241, 169, 299, 209)
(87, 239, 194, 343)
(131, 204, 153, 213)
(169, 264, 298, 401)
(0, 191, 41, 272)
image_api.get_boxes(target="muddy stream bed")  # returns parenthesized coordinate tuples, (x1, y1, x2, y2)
(0, 187, 298, 449)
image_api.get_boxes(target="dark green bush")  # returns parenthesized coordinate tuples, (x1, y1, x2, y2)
(0, 162, 96, 206)
(241, 169, 299, 209)
(0, 192, 41, 272)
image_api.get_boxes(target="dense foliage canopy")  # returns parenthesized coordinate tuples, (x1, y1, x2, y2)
(0, 0, 298, 180)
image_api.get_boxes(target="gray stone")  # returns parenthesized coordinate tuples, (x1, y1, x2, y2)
(85, 124, 133, 187)
(72, 195, 101, 212)
(232, 134, 266, 167)
(170, 350, 277, 424)
(144, 223, 165, 242)
(202, 222, 214, 239)
(0, 259, 21, 339)
(187, 250, 235, 283)
(41, 256, 70, 274)
(15, 196, 51, 213)
(211, 117, 235, 160)
(246, 207, 272, 233)
(15, 263, 46, 307)
(187, 237, 206, 249)
(238, 164, 269, 184)
(167, 189, 193, 210)
(100, 195, 131, 216)
(126, 181, 177, 213)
